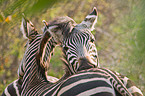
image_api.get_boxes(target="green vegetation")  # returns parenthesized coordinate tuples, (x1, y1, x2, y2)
(0, 0, 145, 94)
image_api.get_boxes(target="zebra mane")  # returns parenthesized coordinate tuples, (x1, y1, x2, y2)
(48, 16, 77, 38)
(36, 31, 52, 80)
(61, 48, 75, 76)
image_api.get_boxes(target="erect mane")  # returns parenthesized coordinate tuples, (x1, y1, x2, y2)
(36, 31, 52, 80)
(61, 47, 76, 76)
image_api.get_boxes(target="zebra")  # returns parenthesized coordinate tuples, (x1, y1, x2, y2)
(20, 9, 133, 96)
(1, 16, 59, 96)
(1, 79, 22, 96)
(45, 8, 100, 74)
(17, 15, 59, 81)
(42, 7, 143, 96)
(20, 26, 119, 95)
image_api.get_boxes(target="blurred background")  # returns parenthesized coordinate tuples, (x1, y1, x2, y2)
(0, 0, 145, 94)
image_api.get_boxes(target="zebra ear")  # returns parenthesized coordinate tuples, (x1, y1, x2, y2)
(21, 14, 37, 39)
(42, 20, 49, 33)
(81, 7, 98, 31)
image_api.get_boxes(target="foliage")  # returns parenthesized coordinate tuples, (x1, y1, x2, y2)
(0, 0, 145, 94)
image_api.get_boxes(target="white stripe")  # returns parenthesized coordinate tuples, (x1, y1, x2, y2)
(76, 87, 115, 96)
(128, 86, 143, 95)
(42, 82, 63, 96)
(86, 15, 97, 18)
(4, 86, 11, 96)
(51, 72, 105, 96)
(122, 77, 128, 86)
(48, 72, 106, 95)
(42, 40, 48, 67)
(68, 72, 103, 78)
(13, 80, 20, 96)
(47, 76, 59, 83)
(21, 18, 27, 39)
(91, 17, 97, 31)
(57, 78, 113, 96)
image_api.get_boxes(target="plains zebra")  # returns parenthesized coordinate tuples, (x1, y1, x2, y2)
(21, 27, 118, 96)
(1, 16, 59, 96)
(17, 16, 59, 80)
(1, 79, 22, 96)
(21, 9, 132, 96)
(42, 7, 143, 96)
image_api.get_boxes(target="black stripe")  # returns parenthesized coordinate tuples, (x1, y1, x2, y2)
(59, 80, 112, 96)
(58, 73, 111, 88)
(91, 92, 114, 96)
(7, 83, 17, 96)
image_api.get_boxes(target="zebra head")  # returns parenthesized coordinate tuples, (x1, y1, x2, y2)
(43, 7, 99, 74)
(18, 15, 58, 82)
(21, 14, 38, 40)
(18, 15, 39, 79)
(43, 16, 77, 44)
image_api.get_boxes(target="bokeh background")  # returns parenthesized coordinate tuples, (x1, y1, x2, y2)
(0, 0, 145, 94)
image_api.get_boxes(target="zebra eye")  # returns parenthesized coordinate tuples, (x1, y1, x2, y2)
(63, 46, 69, 51)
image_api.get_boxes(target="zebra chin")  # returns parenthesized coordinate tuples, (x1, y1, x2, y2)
(77, 56, 96, 71)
